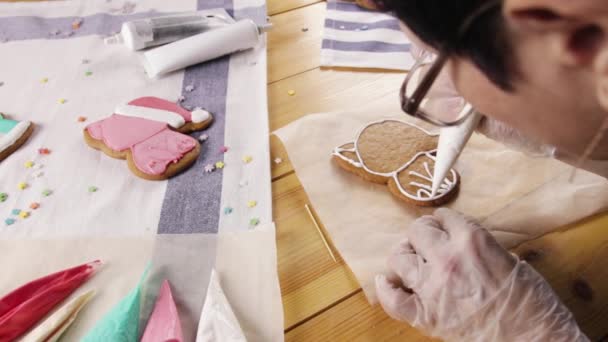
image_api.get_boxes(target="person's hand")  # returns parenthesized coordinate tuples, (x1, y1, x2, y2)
(476, 115, 556, 157)
(375, 208, 588, 342)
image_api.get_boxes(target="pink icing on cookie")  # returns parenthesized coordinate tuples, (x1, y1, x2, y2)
(129, 96, 194, 122)
(132, 130, 197, 175)
(85, 97, 200, 176)
(87, 115, 166, 151)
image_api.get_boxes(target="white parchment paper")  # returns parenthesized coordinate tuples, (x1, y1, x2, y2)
(275, 109, 608, 301)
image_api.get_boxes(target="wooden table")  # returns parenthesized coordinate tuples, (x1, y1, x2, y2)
(268, 1, 608, 340)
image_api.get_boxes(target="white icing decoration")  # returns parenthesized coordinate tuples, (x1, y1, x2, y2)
(0, 121, 31, 153)
(333, 119, 458, 202)
(332, 146, 362, 168)
(114, 104, 185, 128)
(191, 108, 211, 123)
(404, 161, 456, 199)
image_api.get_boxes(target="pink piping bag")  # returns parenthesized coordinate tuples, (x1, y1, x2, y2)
(141, 280, 183, 342)
(0, 260, 102, 341)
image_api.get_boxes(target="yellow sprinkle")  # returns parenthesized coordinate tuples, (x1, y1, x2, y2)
(247, 200, 257, 208)
(287, 90, 296, 96)
(24, 161, 34, 168)
(58, 98, 66, 104)
(19, 211, 30, 219)
(215, 161, 225, 169)
(17, 182, 27, 190)
(242, 155, 253, 164)
(40, 78, 48, 83)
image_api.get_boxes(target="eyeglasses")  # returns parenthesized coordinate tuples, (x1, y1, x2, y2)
(399, 0, 501, 127)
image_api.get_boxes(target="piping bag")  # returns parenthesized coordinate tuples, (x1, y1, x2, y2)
(431, 110, 482, 196)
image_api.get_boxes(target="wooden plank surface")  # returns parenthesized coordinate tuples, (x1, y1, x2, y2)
(268, 0, 322, 16)
(267, 1, 608, 341)
(267, 2, 325, 83)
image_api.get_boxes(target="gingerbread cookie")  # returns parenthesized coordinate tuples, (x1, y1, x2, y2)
(332, 119, 459, 206)
(84, 96, 213, 180)
(0, 113, 34, 162)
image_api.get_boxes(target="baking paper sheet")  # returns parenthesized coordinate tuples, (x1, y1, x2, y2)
(275, 108, 608, 301)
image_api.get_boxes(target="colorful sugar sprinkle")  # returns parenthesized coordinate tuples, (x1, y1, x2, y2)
(88, 186, 98, 193)
(242, 155, 253, 164)
(11, 209, 20, 215)
(224, 207, 233, 215)
(5, 218, 15, 226)
(38, 148, 51, 155)
(215, 161, 225, 169)
(72, 18, 83, 30)
(30, 202, 40, 210)
(204, 164, 215, 173)
(287, 90, 296, 96)
(17, 182, 27, 190)
(85, 71, 93, 76)
(24, 161, 34, 168)
(220, 146, 229, 153)
(249, 218, 260, 226)
(247, 200, 257, 208)
(58, 98, 67, 104)
(19, 211, 29, 219)
(0, 193, 7, 202)
(77, 116, 87, 122)
(42, 189, 52, 197)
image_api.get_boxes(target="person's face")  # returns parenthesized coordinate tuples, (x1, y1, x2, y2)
(401, 0, 608, 159)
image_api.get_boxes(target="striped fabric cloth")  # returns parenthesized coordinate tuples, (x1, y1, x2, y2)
(321, 0, 415, 70)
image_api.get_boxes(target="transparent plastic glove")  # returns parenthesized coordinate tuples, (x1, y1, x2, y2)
(375, 208, 588, 342)
(476, 115, 556, 157)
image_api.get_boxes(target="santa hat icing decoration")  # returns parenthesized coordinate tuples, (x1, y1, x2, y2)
(84, 96, 213, 180)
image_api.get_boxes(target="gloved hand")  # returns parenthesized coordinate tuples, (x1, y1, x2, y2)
(476, 115, 556, 157)
(375, 208, 588, 342)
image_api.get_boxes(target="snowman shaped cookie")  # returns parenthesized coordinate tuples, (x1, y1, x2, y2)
(332, 119, 460, 207)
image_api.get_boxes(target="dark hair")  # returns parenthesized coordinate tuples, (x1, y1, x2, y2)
(374, 0, 514, 90)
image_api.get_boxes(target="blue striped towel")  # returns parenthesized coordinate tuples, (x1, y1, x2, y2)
(322, 0, 414, 70)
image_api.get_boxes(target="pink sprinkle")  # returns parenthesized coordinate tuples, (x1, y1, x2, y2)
(220, 146, 229, 153)
(38, 148, 51, 155)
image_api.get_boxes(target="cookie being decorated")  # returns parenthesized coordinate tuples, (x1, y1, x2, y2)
(0, 113, 34, 162)
(84, 97, 213, 180)
(332, 119, 459, 207)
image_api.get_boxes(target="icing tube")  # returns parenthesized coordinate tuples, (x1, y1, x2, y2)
(142, 19, 262, 78)
(431, 111, 482, 196)
(104, 9, 235, 51)
(0, 260, 102, 341)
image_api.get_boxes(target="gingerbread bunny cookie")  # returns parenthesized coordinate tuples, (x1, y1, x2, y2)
(84, 96, 213, 180)
(332, 119, 459, 207)
(0, 113, 34, 162)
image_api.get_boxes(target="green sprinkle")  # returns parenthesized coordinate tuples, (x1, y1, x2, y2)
(42, 189, 52, 197)
(85, 71, 93, 76)
(88, 186, 98, 193)
(249, 218, 260, 227)
(0, 193, 7, 202)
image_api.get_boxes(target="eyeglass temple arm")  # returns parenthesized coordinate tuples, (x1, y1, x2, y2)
(403, 53, 449, 114)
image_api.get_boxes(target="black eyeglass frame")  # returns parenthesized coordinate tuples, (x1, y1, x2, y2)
(399, 0, 502, 127)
